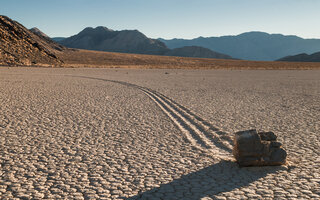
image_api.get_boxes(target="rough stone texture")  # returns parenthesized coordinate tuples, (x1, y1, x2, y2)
(259, 131, 277, 141)
(0, 15, 64, 66)
(233, 130, 287, 166)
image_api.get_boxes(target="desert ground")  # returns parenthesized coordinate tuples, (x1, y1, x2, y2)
(0, 67, 319, 199)
(57, 49, 320, 70)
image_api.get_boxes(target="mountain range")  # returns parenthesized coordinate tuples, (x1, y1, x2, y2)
(54, 29, 320, 62)
(159, 32, 320, 61)
(54, 27, 233, 60)
(1, 14, 320, 64)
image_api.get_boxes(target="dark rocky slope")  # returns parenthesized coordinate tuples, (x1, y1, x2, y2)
(0, 15, 64, 66)
(278, 52, 320, 62)
(59, 27, 168, 55)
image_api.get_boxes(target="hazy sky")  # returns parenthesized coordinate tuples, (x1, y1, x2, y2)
(1, 0, 320, 39)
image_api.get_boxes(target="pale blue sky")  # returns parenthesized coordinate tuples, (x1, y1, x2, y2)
(1, 0, 320, 39)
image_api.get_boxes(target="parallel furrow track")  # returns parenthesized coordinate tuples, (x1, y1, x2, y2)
(72, 76, 234, 158)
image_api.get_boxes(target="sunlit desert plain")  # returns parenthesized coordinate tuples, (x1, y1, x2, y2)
(0, 67, 319, 199)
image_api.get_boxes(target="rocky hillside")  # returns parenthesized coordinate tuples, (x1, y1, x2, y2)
(278, 52, 320, 62)
(0, 15, 64, 66)
(59, 26, 168, 55)
(165, 46, 233, 59)
(29, 27, 66, 52)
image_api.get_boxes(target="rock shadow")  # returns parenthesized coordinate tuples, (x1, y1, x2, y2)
(124, 160, 286, 200)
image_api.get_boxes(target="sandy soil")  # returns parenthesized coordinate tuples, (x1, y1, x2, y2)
(57, 49, 320, 70)
(0, 67, 319, 199)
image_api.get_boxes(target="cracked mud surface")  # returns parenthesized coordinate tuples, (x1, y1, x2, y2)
(0, 67, 319, 199)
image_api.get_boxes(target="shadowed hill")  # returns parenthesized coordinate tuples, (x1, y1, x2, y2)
(165, 46, 233, 59)
(0, 15, 64, 66)
(278, 52, 320, 62)
(59, 26, 168, 55)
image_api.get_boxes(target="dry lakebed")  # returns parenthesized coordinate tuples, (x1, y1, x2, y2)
(0, 67, 319, 199)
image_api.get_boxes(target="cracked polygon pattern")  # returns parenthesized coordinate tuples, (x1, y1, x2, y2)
(0, 67, 319, 200)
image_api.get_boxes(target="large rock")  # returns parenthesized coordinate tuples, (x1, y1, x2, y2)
(233, 129, 287, 166)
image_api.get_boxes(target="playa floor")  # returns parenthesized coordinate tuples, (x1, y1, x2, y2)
(0, 67, 319, 199)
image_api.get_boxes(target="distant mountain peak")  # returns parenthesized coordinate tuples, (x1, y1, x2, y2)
(95, 26, 114, 32)
(241, 31, 269, 35)
(30, 27, 42, 33)
(78, 26, 111, 34)
(238, 31, 302, 39)
(30, 27, 50, 38)
(238, 31, 270, 36)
